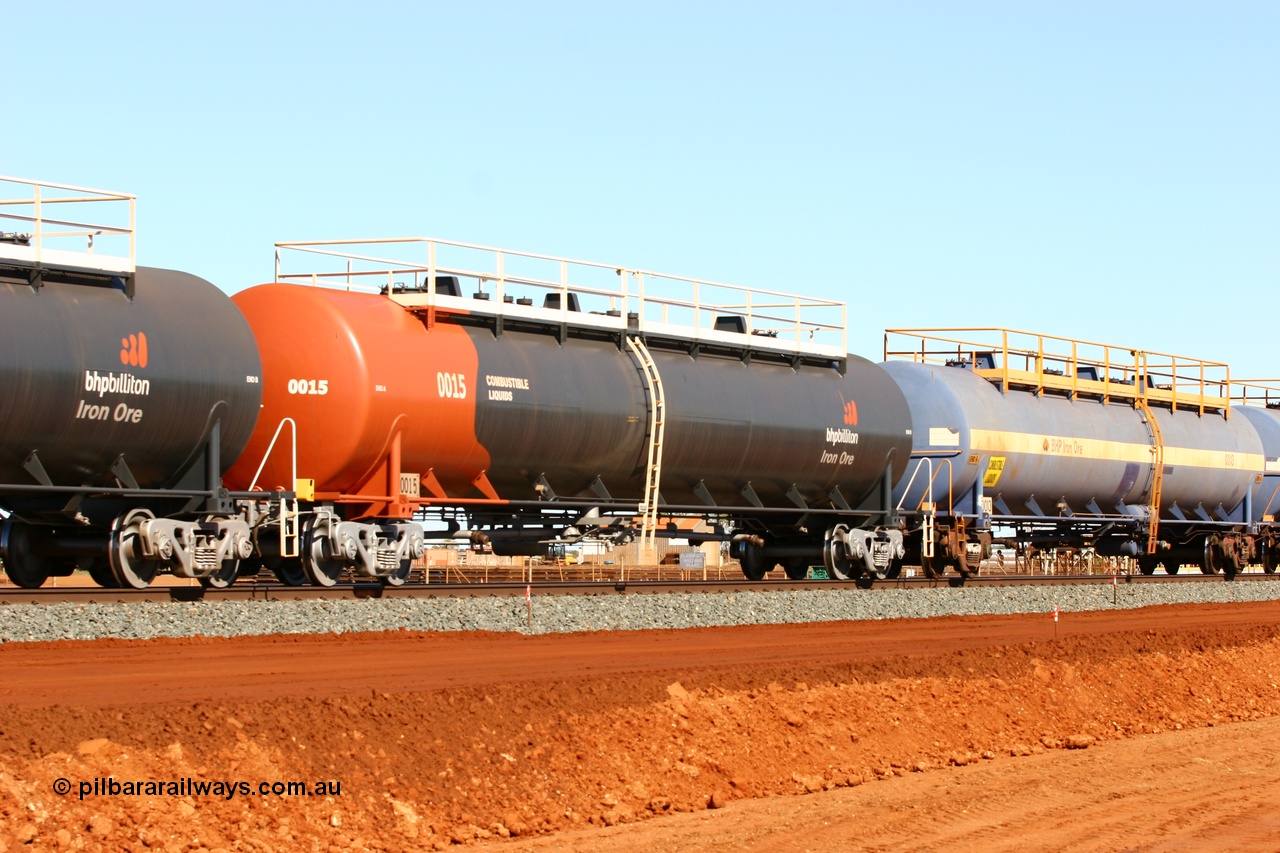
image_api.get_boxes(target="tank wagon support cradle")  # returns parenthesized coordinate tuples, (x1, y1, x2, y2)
(241, 421, 428, 588)
(884, 329, 1280, 582)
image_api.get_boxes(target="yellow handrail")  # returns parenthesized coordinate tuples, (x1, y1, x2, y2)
(884, 328, 1230, 415)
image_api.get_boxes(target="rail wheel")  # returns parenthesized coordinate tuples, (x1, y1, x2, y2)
(1262, 542, 1278, 574)
(781, 558, 809, 580)
(738, 541, 769, 581)
(868, 559, 902, 581)
(381, 559, 413, 587)
(199, 558, 241, 589)
(823, 525, 860, 581)
(1223, 553, 1240, 580)
(920, 552, 939, 579)
(268, 557, 307, 586)
(108, 511, 161, 589)
(85, 557, 120, 589)
(1165, 562, 1181, 576)
(0, 520, 50, 589)
(235, 557, 264, 580)
(1137, 555, 1158, 576)
(301, 518, 346, 587)
(1202, 539, 1224, 576)
(923, 554, 963, 580)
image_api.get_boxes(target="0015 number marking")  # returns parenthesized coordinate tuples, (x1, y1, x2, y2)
(288, 378, 329, 395)
(437, 372, 467, 399)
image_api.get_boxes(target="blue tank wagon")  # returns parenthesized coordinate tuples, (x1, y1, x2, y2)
(882, 329, 1271, 579)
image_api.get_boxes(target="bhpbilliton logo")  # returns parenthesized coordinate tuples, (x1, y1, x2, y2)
(121, 333, 148, 368)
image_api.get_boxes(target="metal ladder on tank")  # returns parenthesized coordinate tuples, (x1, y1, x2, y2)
(625, 335, 666, 559)
(1135, 397, 1165, 553)
(279, 498, 300, 559)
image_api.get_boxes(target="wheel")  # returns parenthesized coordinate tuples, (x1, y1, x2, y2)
(199, 559, 240, 589)
(236, 558, 264, 580)
(301, 518, 347, 587)
(380, 560, 412, 587)
(0, 520, 50, 589)
(1137, 555, 1158, 576)
(107, 511, 162, 589)
(783, 559, 809, 581)
(869, 558, 902, 580)
(1202, 540, 1222, 576)
(920, 552, 940, 579)
(1263, 543, 1278, 574)
(269, 558, 307, 586)
(823, 525, 861, 581)
(1220, 545, 1240, 581)
(1165, 562, 1180, 576)
(922, 554, 961, 579)
(738, 541, 769, 581)
(86, 558, 120, 589)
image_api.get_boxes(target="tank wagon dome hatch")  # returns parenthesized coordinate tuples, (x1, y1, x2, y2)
(881, 328, 1280, 580)
(229, 238, 914, 583)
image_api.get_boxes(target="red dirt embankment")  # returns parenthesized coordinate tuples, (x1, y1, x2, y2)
(2, 602, 1279, 851)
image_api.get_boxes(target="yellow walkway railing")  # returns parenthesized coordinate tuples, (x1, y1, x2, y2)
(885, 328, 1231, 416)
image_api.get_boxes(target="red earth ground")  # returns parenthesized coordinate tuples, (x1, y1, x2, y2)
(1, 600, 1279, 851)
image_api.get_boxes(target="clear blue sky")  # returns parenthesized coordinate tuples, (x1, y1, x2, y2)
(6, 2, 1277, 375)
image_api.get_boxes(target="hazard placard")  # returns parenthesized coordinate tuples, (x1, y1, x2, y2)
(982, 456, 1006, 488)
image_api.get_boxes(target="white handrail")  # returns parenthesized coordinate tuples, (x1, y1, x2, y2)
(247, 418, 298, 492)
(896, 457, 936, 512)
(273, 237, 848, 357)
(0, 176, 135, 273)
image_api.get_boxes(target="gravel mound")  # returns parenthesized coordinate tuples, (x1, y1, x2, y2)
(3, 580, 1280, 643)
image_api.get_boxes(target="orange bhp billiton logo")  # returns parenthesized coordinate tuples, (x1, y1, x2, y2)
(120, 333, 149, 368)
(843, 400, 858, 425)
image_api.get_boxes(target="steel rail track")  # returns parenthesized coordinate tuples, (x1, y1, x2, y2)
(0, 571, 1276, 605)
